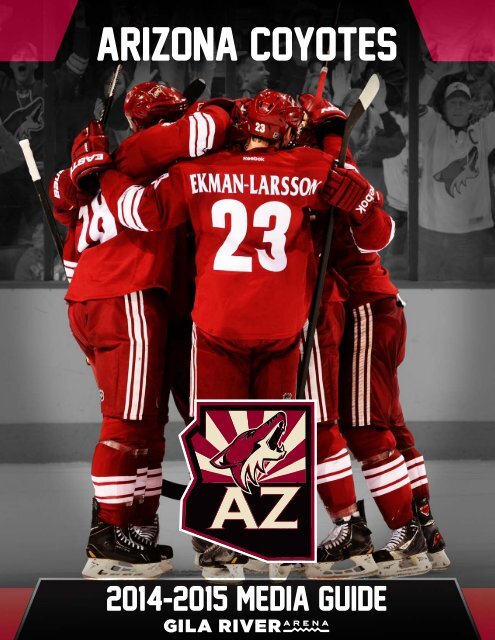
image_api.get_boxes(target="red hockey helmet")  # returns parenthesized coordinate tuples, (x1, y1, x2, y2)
(124, 82, 188, 132)
(246, 89, 304, 144)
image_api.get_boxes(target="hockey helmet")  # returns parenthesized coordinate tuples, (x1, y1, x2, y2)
(124, 82, 188, 132)
(246, 89, 304, 144)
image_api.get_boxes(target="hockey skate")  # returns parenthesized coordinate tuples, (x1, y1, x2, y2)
(243, 559, 294, 580)
(192, 537, 248, 581)
(305, 501, 378, 579)
(373, 517, 432, 578)
(414, 498, 451, 571)
(82, 499, 164, 579)
(130, 515, 174, 574)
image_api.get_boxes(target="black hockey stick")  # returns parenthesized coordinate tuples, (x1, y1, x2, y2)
(19, 139, 65, 262)
(99, 63, 123, 125)
(17, 65, 123, 271)
(297, 74, 380, 399)
(183, 77, 207, 105)
(161, 479, 187, 500)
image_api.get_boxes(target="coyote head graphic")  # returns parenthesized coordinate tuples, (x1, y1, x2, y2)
(433, 146, 479, 197)
(3, 96, 45, 141)
(210, 412, 287, 493)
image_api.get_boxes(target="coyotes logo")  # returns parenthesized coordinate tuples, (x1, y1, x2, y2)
(180, 401, 316, 562)
(433, 146, 479, 197)
(210, 411, 287, 493)
(3, 96, 44, 140)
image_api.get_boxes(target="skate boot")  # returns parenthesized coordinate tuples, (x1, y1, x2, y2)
(130, 515, 174, 574)
(82, 499, 164, 579)
(373, 517, 432, 577)
(192, 537, 248, 581)
(414, 498, 450, 571)
(305, 501, 378, 579)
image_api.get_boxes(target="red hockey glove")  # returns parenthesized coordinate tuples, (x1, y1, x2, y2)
(49, 168, 92, 211)
(323, 166, 382, 220)
(198, 97, 252, 124)
(70, 120, 112, 188)
(299, 94, 347, 133)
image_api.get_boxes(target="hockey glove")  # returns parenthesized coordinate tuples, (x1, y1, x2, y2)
(70, 120, 113, 188)
(49, 168, 92, 213)
(299, 94, 347, 135)
(323, 166, 383, 221)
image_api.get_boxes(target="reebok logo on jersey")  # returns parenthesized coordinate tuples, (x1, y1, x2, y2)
(356, 186, 376, 214)
(180, 401, 316, 562)
(243, 156, 265, 161)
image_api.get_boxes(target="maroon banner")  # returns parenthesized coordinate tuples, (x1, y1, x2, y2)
(0, 0, 77, 62)
(409, 0, 495, 61)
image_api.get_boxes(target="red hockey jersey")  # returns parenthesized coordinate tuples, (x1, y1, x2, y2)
(330, 215, 398, 306)
(52, 105, 231, 302)
(319, 132, 397, 305)
(101, 145, 394, 340)
(113, 105, 231, 183)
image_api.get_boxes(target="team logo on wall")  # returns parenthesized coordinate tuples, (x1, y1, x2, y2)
(180, 401, 316, 562)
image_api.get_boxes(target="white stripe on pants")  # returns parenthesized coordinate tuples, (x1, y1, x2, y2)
(300, 321, 328, 423)
(123, 291, 149, 420)
(351, 304, 373, 427)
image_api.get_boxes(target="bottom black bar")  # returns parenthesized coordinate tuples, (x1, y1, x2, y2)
(17, 578, 479, 639)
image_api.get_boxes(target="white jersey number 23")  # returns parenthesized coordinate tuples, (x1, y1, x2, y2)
(212, 199, 290, 273)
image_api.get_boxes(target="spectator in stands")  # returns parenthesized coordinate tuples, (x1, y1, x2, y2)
(471, 82, 495, 122)
(302, 59, 332, 100)
(464, 62, 495, 95)
(269, 3, 318, 97)
(346, 18, 407, 113)
(418, 66, 495, 281)
(382, 105, 409, 278)
(332, 64, 406, 198)
(0, 118, 24, 174)
(0, 6, 89, 254)
(235, 55, 270, 97)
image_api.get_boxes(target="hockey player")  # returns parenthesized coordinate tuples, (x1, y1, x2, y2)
(297, 95, 394, 579)
(98, 88, 392, 412)
(49, 82, 232, 579)
(95, 88, 393, 579)
(300, 92, 449, 578)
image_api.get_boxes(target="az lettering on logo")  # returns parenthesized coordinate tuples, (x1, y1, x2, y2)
(211, 486, 300, 529)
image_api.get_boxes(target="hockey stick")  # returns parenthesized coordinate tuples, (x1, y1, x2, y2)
(19, 139, 64, 262)
(16, 65, 123, 272)
(315, 0, 343, 100)
(183, 77, 207, 105)
(161, 478, 187, 500)
(99, 63, 123, 125)
(297, 74, 380, 399)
